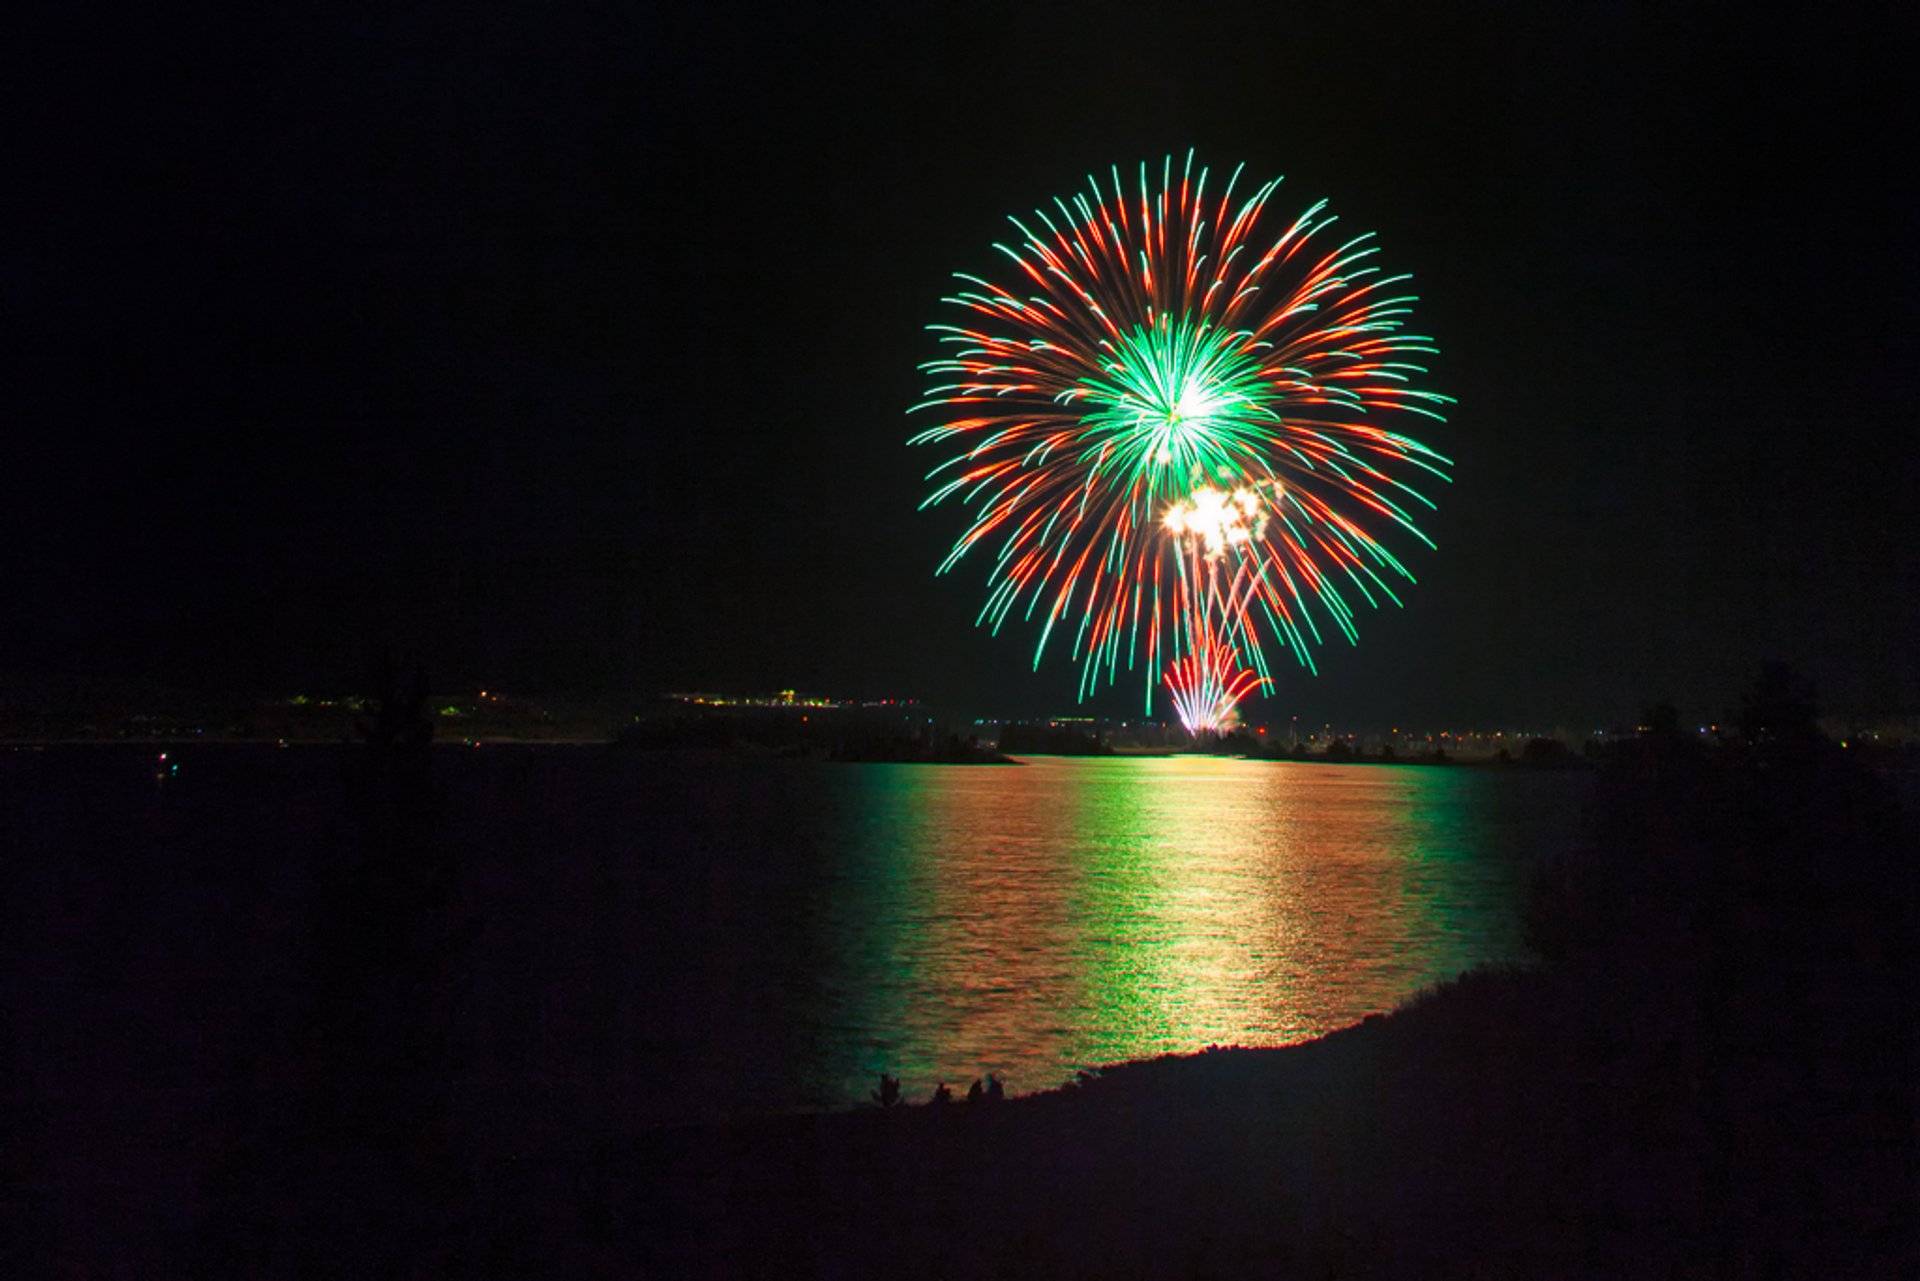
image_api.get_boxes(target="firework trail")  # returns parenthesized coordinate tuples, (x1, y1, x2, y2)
(912, 152, 1450, 723)
(1162, 485, 1271, 734)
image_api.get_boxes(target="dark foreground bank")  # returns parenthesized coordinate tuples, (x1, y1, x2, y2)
(508, 956, 1907, 1279)
(26, 950, 1909, 1277)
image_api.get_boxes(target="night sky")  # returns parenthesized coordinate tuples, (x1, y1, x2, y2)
(7, 2, 1915, 727)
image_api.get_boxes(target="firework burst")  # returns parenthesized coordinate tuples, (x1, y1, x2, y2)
(1162, 485, 1272, 734)
(912, 152, 1450, 723)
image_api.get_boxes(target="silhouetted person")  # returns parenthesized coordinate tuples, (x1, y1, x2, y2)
(985, 1073, 1004, 1102)
(929, 1082, 952, 1106)
(966, 1078, 984, 1104)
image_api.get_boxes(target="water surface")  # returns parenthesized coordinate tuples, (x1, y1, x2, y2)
(9, 747, 1589, 1143)
(549, 752, 1597, 1121)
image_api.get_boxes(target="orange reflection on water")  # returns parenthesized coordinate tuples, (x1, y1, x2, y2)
(811, 756, 1560, 1104)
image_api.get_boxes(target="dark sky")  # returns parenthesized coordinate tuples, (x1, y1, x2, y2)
(6, 2, 1916, 727)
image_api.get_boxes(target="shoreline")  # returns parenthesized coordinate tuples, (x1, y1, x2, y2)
(530, 950, 1908, 1277)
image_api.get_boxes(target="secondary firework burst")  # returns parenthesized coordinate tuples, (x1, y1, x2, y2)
(911, 151, 1451, 725)
(1161, 485, 1271, 734)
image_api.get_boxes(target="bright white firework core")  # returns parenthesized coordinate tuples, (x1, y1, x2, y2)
(1163, 485, 1267, 558)
(1151, 379, 1231, 462)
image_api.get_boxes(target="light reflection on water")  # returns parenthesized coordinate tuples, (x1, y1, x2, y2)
(800, 756, 1581, 1105)
(0, 746, 1593, 1145)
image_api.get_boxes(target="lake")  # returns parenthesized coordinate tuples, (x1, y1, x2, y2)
(585, 753, 1590, 1125)
(10, 747, 1591, 1151)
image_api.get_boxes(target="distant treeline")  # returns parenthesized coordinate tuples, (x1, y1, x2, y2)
(1194, 732, 1588, 768)
(994, 723, 1115, 756)
(619, 703, 1012, 763)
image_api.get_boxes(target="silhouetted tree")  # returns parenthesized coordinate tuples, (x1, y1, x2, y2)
(1736, 659, 1820, 751)
(198, 651, 475, 1275)
(998, 723, 1113, 755)
(1524, 663, 1915, 1273)
(1639, 698, 1682, 740)
(1520, 736, 1577, 768)
(355, 648, 434, 753)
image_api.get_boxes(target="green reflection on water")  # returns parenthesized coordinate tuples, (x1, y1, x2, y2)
(813, 757, 1556, 1104)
